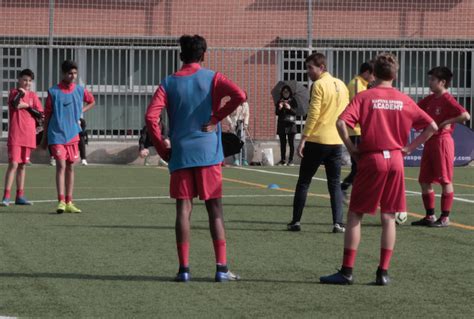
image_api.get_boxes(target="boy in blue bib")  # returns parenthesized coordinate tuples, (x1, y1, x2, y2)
(146, 35, 246, 282)
(41, 60, 95, 214)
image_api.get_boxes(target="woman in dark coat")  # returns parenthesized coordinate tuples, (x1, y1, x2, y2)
(275, 85, 298, 166)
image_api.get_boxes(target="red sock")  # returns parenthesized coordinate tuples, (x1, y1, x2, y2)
(213, 239, 227, 265)
(422, 192, 435, 211)
(58, 194, 65, 202)
(177, 242, 189, 267)
(379, 248, 393, 270)
(441, 192, 454, 216)
(65, 195, 72, 204)
(16, 189, 24, 198)
(3, 189, 11, 199)
(342, 248, 357, 268)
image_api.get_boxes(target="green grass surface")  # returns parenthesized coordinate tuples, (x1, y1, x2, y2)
(0, 164, 472, 318)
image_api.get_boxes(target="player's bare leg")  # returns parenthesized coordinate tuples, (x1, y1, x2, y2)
(13, 163, 31, 205)
(429, 183, 454, 227)
(205, 198, 225, 241)
(344, 212, 363, 250)
(320, 211, 362, 284)
(63, 162, 81, 213)
(420, 182, 433, 194)
(377, 213, 396, 285)
(65, 162, 74, 201)
(413, 182, 437, 226)
(1, 162, 18, 206)
(176, 199, 193, 243)
(56, 159, 66, 198)
(206, 198, 239, 281)
(55, 159, 67, 213)
(175, 199, 193, 281)
(16, 163, 26, 191)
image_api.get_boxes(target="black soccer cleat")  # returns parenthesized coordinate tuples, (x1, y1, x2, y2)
(320, 270, 354, 285)
(428, 217, 449, 228)
(411, 215, 436, 226)
(375, 268, 391, 286)
(287, 221, 301, 232)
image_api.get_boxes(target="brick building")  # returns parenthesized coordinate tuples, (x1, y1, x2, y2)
(1, 0, 473, 140)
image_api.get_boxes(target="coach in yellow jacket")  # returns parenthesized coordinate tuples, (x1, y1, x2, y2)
(288, 52, 349, 233)
(341, 62, 375, 202)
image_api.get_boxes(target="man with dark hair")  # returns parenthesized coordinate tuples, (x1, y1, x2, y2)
(41, 60, 95, 214)
(320, 53, 437, 285)
(412, 66, 470, 227)
(341, 61, 375, 204)
(287, 52, 349, 233)
(146, 34, 246, 282)
(179, 34, 207, 63)
(1, 69, 43, 206)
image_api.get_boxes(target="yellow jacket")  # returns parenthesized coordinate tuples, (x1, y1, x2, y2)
(346, 75, 369, 136)
(303, 72, 349, 145)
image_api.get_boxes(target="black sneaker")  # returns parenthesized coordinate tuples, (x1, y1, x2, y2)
(428, 217, 449, 228)
(411, 215, 436, 226)
(375, 268, 390, 286)
(320, 270, 354, 285)
(287, 221, 301, 231)
(286, 160, 294, 166)
(332, 223, 345, 233)
(276, 160, 286, 166)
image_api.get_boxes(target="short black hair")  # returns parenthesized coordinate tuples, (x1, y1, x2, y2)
(18, 68, 34, 80)
(61, 60, 78, 73)
(428, 66, 453, 88)
(179, 35, 207, 64)
(359, 61, 374, 74)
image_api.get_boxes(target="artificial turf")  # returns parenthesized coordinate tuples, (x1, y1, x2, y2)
(0, 165, 472, 317)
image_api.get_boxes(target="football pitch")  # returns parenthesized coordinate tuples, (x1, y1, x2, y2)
(0, 164, 472, 318)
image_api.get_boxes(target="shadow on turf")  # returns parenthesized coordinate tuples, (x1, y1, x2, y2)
(157, 202, 328, 208)
(51, 224, 295, 232)
(0, 210, 58, 215)
(0, 272, 318, 285)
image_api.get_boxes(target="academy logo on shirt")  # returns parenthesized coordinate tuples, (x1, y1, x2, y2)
(372, 99, 403, 111)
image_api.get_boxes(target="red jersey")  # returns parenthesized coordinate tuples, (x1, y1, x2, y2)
(7, 89, 43, 148)
(417, 92, 467, 138)
(45, 81, 95, 144)
(339, 86, 433, 153)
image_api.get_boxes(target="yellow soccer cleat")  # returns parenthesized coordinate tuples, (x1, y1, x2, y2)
(56, 201, 66, 214)
(65, 202, 82, 214)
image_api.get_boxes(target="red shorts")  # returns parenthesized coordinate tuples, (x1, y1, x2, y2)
(50, 143, 79, 163)
(8, 145, 32, 164)
(418, 136, 454, 185)
(349, 150, 406, 214)
(170, 165, 222, 200)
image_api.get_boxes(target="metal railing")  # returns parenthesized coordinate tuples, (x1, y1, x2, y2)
(1, 46, 472, 140)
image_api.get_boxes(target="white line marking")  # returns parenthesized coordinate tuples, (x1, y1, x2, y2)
(235, 167, 474, 204)
(28, 194, 296, 204)
(405, 191, 474, 204)
(235, 167, 327, 181)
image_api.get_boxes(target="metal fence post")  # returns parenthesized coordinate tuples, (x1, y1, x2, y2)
(48, 0, 54, 88)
